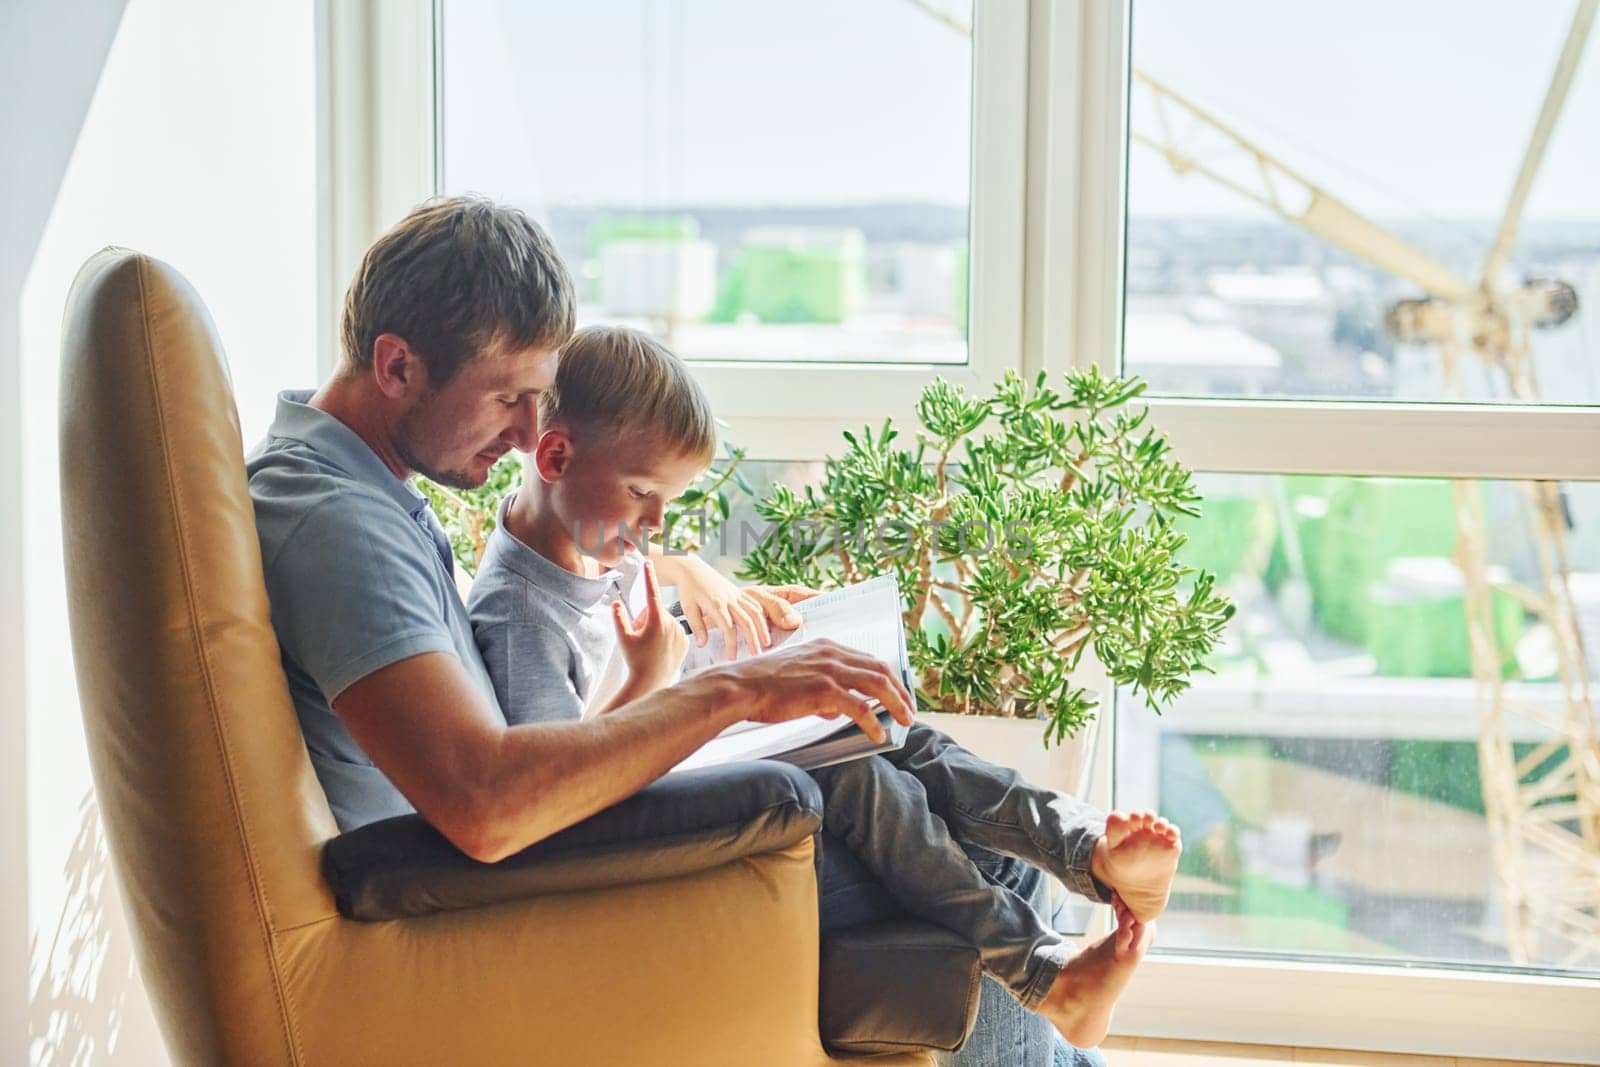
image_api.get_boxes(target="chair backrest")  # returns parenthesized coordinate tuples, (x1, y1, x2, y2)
(59, 249, 338, 1064)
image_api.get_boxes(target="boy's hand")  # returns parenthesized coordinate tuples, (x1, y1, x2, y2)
(659, 555, 815, 661)
(611, 560, 690, 695)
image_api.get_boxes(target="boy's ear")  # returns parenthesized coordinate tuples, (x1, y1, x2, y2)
(532, 429, 573, 484)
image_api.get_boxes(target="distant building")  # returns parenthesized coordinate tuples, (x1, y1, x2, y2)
(1125, 310, 1282, 395)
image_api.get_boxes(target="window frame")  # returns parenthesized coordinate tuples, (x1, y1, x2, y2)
(324, 1, 1600, 1058)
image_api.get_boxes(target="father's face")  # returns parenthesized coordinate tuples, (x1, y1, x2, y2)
(395, 344, 559, 489)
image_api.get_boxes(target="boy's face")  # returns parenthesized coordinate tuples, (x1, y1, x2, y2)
(535, 428, 707, 565)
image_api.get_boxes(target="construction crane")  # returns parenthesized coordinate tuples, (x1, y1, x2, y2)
(913, 0, 1600, 967)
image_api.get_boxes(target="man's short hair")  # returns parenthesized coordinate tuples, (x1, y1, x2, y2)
(540, 325, 717, 463)
(340, 196, 576, 383)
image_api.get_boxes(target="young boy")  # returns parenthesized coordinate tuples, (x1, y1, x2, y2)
(468, 325, 1182, 1048)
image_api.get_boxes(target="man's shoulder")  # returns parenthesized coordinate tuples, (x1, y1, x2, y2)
(249, 438, 403, 518)
(248, 439, 419, 572)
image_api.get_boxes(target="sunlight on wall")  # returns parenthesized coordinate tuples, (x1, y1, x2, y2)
(19, 1, 319, 1060)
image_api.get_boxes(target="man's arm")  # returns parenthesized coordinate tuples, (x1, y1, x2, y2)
(334, 638, 913, 863)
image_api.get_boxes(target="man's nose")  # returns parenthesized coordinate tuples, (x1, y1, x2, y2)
(506, 397, 539, 450)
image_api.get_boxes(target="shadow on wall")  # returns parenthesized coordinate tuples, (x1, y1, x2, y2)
(29, 791, 139, 1064)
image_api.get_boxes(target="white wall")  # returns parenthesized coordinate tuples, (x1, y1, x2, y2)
(5, 2, 322, 1061)
(2, 5, 131, 1060)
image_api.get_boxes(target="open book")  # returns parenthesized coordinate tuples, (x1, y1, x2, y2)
(667, 575, 915, 773)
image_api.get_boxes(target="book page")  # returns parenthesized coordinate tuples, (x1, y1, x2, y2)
(681, 575, 903, 675)
(668, 576, 911, 773)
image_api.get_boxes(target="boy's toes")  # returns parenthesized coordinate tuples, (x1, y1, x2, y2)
(1104, 811, 1133, 845)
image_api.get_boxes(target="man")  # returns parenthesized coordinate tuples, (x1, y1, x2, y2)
(248, 196, 1119, 1063)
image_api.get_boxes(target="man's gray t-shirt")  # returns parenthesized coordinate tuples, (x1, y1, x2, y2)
(468, 492, 642, 725)
(247, 389, 501, 831)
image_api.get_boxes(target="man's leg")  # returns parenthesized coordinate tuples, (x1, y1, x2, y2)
(935, 846, 1111, 1067)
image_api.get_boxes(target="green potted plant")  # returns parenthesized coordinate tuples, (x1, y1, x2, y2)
(734, 366, 1233, 789)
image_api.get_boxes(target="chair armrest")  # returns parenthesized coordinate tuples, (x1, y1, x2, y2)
(322, 761, 824, 921)
(821, 919, 982, 1055)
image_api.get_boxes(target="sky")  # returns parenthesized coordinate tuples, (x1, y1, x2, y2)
(1129, 0, 1600, 224)
(440, 0, 1600, 224)
(442, 0, 973, 209)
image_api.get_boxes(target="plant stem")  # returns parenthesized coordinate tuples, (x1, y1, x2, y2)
(1058, 445, 1092, 495)
(930, 588, 963, 640)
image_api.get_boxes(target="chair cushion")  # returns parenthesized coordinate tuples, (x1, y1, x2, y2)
(323, 761, 825, 919)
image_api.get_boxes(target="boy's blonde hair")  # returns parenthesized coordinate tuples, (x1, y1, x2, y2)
(539, 325, 717, 463)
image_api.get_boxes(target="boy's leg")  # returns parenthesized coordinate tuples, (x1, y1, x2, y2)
(882, 724, 1182, 918)
(810, 756, 1076, 1012)
(879, 724, 1111, 903)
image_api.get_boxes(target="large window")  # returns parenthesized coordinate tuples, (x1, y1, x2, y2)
(348, 0, 1600, 1057)
(434, 0, 1029, 457)
(1118, 475, 1600, 972)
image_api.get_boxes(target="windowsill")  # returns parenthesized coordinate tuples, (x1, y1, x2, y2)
(1102, 1034, 1552, 1067)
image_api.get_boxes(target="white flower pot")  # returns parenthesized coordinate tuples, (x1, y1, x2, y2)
(916, 711, 1095, 800)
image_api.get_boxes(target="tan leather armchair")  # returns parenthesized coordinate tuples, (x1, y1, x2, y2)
(58, 248, 956, 1065)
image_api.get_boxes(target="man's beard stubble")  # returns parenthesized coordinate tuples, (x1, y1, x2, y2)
(395, 396, 482, 491)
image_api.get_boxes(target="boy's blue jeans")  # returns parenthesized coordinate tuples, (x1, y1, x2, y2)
(813, 724, 1111, 1011)
(819, 830, 1106, 1067)
(815, 723, 1113, 1064)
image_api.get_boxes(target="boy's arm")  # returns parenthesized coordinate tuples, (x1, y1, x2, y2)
(592, 675, 659, 717)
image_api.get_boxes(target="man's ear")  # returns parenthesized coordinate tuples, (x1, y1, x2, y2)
(371, 333, 427, 400)
(532, 428, 573, 484)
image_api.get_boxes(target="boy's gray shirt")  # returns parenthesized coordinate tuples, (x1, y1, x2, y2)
(469, 493, 639, 724)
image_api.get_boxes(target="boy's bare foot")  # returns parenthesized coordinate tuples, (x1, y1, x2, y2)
(1037, 894, 1153, 1048)
(1092, 810, 1182, 922)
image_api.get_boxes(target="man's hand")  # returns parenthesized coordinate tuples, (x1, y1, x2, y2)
(612, 560, 689, 696)
(710, 637, 917, 743)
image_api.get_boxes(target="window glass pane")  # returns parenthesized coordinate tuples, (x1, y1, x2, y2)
(440, 0, 973, 365)
(1117, 474, 1600, 976)
(1126, 1, 1600, 405)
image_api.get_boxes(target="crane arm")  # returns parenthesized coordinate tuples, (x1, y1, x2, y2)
(1132, 71, 1478, 305)
(1482, 0, 1599, 287)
